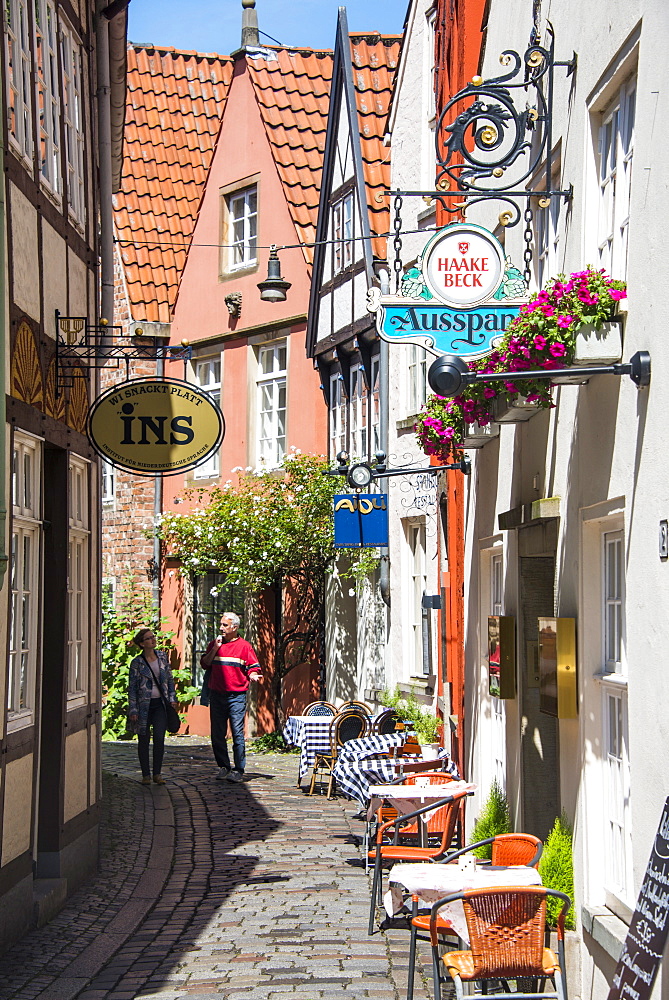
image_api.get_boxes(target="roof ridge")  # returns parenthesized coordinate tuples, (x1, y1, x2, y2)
(129, 41, 234, 61)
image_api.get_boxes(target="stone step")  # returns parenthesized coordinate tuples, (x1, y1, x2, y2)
(32, 877, 67, 929)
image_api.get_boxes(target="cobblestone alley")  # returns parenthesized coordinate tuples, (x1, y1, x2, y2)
(0, 740, 438, 1000)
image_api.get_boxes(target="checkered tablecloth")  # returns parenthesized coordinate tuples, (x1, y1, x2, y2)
(336, 733, 406, 762)
(282, 715, 334, 782)
(333, 750, 460, 808)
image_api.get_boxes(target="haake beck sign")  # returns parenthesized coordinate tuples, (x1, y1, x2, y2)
(422, 223, 506, 307)
(88, 377, 224, 476)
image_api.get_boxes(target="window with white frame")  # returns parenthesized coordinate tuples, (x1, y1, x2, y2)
(329, 370, 346, 460)
(408, 345, 428, 415)
(600, 526, 631, 903)
(35, 0, 60, 195)
(227, 185, 257, 269)
(257, 341, 286, 467)
(407, 521, 427, 676)
(4, 0, 34, 163)
(490, 550, 506, 788)
(332, 190, 353, 274)
(349, 363, 368, 460)
(8, 432, 42, 725)
(370, 355, 380, 455)
(101, 458, 115, 504)
(536, 177, 560, 290)
(68, 456, 89, 698)
(193, 357, 222, 479)
(596, 77, 636, 278)
(61, 20, 85, 223)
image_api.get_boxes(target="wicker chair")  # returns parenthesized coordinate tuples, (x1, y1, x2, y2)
(373, 708, 401, 734)
(367, 786, 470, 935)
(308, 710, 370, 798)
(339, 699, 373, 717)
(303, 700, 337, 717)
(406, 834, 543, 1000)
(430, 886, 570, 1000)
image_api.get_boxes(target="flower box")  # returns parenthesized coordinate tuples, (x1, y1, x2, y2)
(551, 321, 623, 385)
(462, 420, 500, 448)
(492, 394, 543, 423)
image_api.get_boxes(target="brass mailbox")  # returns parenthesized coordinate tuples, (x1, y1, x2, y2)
(538, 617, 577, 718)
(488, 616, 516, 699)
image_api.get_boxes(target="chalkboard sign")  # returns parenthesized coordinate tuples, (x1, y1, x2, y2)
(608, 796, 669, 1000)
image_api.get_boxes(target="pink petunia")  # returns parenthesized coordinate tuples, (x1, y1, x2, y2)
(610, 289, 627, 300)
(533, 334, 547, 350)
(556, 315, 573, 328)
(549, 343, 566, 357)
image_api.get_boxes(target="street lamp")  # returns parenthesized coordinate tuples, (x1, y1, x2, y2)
(257, 245, 292, 302)
(325, 450, 470, 487)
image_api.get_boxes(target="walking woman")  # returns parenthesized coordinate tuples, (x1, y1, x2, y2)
(128, 628, 178, 785)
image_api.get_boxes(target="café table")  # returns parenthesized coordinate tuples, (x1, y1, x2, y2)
(282, 715, 333, 785)
(384, 862, 543, 943)
(334, 752, 460, 809)
(336, 732, 406, 762)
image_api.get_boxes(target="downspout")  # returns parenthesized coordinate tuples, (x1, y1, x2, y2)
(0, 137, 8, 590)
(153, 352, 164, 610)
(378, 268, 390, 607)
(96, 3, 114, 327)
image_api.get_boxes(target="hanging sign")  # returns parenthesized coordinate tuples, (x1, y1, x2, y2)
(368, 222, 527, 360)
(608, 796, 669, 1000)
(87, 377, 224, 476)
(333, 494, 388, 548)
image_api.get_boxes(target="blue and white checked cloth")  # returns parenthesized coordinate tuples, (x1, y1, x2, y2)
(282, 715, 333, 782)
(333, 749, 460, 808)
(336, 733, 406, 762)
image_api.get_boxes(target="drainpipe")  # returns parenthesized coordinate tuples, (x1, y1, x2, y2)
(96, 3, 114, 327)
(152, 351, 164, 610)
(378, 268, 390, 608)
(0, 138, 8, 591)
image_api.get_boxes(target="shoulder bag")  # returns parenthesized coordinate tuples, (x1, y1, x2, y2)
(142, 655, 181, 735)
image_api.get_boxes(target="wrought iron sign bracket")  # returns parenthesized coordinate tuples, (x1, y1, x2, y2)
(388, 23, 576, 283)
(324, 450, 470, 490)
(55, 312, 192, 396)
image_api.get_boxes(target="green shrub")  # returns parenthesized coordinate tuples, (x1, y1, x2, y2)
(381, 685, 441, 743)
(247, 731, 298, 754)
(469, 779, 510, 858)
(539, 813, 575, 929)
(101, 579, 199, 740)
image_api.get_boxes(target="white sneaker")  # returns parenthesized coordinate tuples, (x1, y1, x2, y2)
(226, 769, 244, 782)
(216, 766, 230, 780)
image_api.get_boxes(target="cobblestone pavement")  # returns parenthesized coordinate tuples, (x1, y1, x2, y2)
(0, 739, 439, 1000)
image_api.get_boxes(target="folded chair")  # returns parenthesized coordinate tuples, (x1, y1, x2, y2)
(308, 709, 370, 798)
(367, 786, 469, 934)
(303, 700, 337, 717)
(430, 886, 571, 1000)
(406, 833, 543, 1000)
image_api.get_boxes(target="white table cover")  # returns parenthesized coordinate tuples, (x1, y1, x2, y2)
(367, 780, 476, 820)
(385, 862, 542, 943)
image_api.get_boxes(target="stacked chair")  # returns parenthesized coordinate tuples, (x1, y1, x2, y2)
(308, 709, 370, 798)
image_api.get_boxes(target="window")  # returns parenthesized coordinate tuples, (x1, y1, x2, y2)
(329, 370, 346, 460)
(408, 345, 428, 415)
(536, 180, 560, 290)
(349, 363, 368, 460)
(490, 551, 506, 788)
(370, 355, 380, 455)
(101, 458, 115, 504)
(8, 432, 42, 726)
(332, 190, 353, 274)
(603, 529, 624, 673)
(192, 573, 244, 687)
(68, 456, 89, 698)
(5, 0, 34, 163)
(193, 358, 221, 479)
(257, 341, 286, 467)
(407, 522, 427, 676)
(227, 185, 257, 269)
(35, 0, 60, 195)
(596, 78, 635, 278)
(61, 20, 85, 223)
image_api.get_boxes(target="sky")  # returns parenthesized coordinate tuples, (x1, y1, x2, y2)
(127, 0, 410, 54)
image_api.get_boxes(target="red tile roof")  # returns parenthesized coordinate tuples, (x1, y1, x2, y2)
(113, 46, 233, 323)
(349, 35, 402, 260)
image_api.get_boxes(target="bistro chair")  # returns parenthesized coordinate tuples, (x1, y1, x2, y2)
(373, 708, 402, 734)
(367, 786, 469, 934)
(430, 886, 570, 1000)
(406, 833, 543, 1000)
(339, 699, 373, 717)
(308, 710, 370, 798)
(303, 700, 337, 717)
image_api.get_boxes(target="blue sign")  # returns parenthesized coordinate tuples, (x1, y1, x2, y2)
(377, 302, 522, 360)
(334, 494, 389, 548)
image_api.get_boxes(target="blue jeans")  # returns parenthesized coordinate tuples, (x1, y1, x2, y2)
(138, 699, 167, 777)
(209, 690, 247, 772)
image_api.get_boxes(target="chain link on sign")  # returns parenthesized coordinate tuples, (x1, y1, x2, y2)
(393, 193, 404, 293)
(523, 203, 534, 285)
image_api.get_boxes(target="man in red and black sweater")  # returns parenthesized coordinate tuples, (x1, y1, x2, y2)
(200, 612, 262, 782)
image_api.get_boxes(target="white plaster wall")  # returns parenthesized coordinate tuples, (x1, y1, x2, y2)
(10, 185, 40, 322)
(63, 729, 89, 823)
(1, 755, 33, 865)
(68, 246, 89, 323)
(459, 1, 669, 998)
(42, 221, 68, 336)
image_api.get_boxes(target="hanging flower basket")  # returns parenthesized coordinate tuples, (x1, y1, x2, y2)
(462, 419, 500, 448)
(415, 267, 627, 456)
(551, 320, 623, 385)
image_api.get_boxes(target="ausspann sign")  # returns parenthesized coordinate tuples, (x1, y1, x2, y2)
(88, 378, 224, 476)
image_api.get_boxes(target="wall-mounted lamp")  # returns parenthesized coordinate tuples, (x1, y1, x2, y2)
(257, 245, 291, 302)
(325, 449, 470, 488)
(427, 351, 652, 397)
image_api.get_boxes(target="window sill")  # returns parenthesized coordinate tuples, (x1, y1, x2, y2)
(67, 693, 88, 711)
(396, 414, 421, 431)
(219, 263, 258, 282)
(581, 903, 628, 962)
(7, 711, 34, 734)
(401, 676, 435, 696)
(593, 670, 628, 688)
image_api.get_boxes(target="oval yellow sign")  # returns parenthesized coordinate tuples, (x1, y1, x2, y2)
(88, 378, 224, 476)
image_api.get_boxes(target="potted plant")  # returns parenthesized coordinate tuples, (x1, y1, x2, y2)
(415, 267, 627, 456)
(381, 686, 442, 757)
